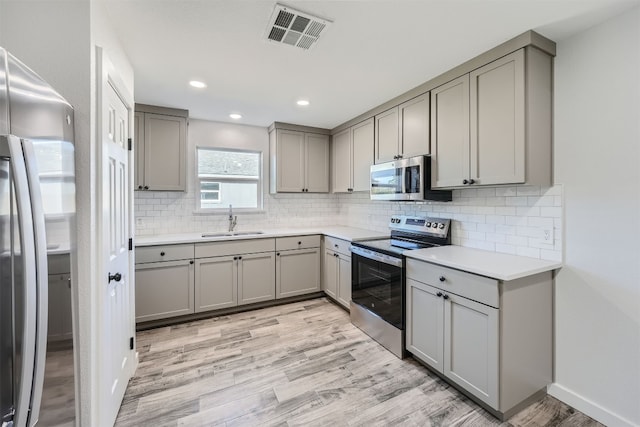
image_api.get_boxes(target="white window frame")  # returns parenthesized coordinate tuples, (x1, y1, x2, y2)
(195, 147, 263, 213)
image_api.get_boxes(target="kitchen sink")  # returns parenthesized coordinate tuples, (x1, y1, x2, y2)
(201, 231, 265, 238)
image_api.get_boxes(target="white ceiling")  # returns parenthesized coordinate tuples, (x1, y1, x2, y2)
(103, 0, 639, 129)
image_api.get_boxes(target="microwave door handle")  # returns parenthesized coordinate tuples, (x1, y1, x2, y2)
(22, 138, 49, 427)
(2, 135, 38, 427)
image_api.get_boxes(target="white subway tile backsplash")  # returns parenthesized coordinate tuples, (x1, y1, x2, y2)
(135, 184, 564, 262)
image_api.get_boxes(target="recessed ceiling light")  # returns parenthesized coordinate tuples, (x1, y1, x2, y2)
(189, 80, 207, 89)
(229, 113, 242, 120)
(297, 100, 310, 106)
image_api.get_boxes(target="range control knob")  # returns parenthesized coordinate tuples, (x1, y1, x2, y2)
(439, 223, 445, 229)
(426, 222, 431, 227)
(432, 223, 438, 228)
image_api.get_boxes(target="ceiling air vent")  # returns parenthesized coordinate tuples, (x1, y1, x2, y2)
(265, 4, 332, 51)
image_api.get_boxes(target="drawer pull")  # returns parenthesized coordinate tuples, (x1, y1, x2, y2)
(334, 244, 339, 248)
(298, 241, 302, 245)
(160, 251, 165, 256)
(439, 276, 446, 282)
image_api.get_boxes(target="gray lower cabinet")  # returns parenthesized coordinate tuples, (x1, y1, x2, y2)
(47, 273, 72, 342)
(322, 236, 352, 309)
(275, 235, 321, 299)
(406, 258, 552, 419)
(194, 238, 277, 312)
(135, 259, 195, 322)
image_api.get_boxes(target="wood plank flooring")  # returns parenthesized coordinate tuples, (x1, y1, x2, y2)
(115, 298, 602, 427)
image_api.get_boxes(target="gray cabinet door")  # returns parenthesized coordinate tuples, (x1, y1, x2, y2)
(194, 256, 237, 312)
(239, 252, 276, 305)
(275, 129, 305, 192)
(323, 249, 338, 299)
(400, 93, 430, 158)
(135, 259, 194, 322)
(444, 292, 499, 408)
(470, 50, 525, 185)
(47, 273, 72, 341)
(305, 133, 330, 192)
(134, 111, 145, 190)
(144, 113, 187, 191)
(431, 75, 470, 188)
(276, 248, 320, 298)
(332, 128, 351, 193)
(351, 118, 374, 192)
(336, 253, 351, 308)
(374, 107, 400, 164)
(406, 278, 444, 372)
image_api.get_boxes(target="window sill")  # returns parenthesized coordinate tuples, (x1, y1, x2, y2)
(193, 209, 266, 215)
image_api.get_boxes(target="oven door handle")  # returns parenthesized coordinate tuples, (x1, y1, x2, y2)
(351, 246, 403, 267)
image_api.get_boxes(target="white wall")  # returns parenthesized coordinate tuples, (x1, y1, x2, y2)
(549, 6, 640, 427)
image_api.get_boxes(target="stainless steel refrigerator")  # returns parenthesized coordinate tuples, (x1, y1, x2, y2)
(1, 47, 76, 426)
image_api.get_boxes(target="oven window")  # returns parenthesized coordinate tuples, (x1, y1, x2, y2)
(351, 253, 404, 329)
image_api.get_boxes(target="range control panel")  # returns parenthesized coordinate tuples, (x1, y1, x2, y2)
(389, 215, 451, 238)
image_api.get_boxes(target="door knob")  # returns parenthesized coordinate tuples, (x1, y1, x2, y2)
(108, 272, 122, 283)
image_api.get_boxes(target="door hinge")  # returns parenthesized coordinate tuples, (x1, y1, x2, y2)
(129, 337, 134, 350)
(128, 138, 132, 151)
(128, 238, 133, 251)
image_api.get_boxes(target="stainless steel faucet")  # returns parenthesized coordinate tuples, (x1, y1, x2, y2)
(228, 204, 238, 232)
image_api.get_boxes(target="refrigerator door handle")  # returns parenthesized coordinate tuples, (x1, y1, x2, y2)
(21, 139, 49, 427)
(2, 135, 38, 427)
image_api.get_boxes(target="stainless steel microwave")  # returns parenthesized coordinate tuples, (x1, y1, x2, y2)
(370, 155, 452, 202)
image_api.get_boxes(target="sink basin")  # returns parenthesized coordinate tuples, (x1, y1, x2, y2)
(202, 231, 265, 238)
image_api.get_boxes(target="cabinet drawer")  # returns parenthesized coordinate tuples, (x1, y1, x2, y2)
(136, 244, 194, 264)
(195, 238, 275, 258)
(276, 235, 321, 251)
(323, 236, 351, 256)
(407, 259, 499, 308)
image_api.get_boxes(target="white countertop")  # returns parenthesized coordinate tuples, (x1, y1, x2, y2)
(135, 226, 388, 247)
(405, 245, 562, 281)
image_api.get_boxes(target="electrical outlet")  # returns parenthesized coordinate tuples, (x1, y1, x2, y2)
(542, 227, 553, 243)
(136, 217, 145, 228)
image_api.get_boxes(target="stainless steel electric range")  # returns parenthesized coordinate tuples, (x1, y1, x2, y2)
(350, 215, 451, 358)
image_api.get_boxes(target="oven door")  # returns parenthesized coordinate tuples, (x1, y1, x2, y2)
(351, 249, 404, 329)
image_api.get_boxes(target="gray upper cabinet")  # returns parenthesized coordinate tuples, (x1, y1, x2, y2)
(374, 93, 430, 164)
(270, 127, 330, 193)
(432, 48, 552, 189)
(134, 104, 188, 191)
(332, 118, 374, 193)
(374, 107, 400, 164)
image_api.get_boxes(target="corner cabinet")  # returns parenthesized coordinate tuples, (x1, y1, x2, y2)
(134, 104, 188, 191)
(275, 235, 321, 298)
(406, 258, 552, 420)
(322, 236, 352, 309)
(269, 124, 330, 193)
(374, 92, 430, 164)
(134, 244, 195, 322)
(431, 48, 552, 189)
(332, 118, 374, 193)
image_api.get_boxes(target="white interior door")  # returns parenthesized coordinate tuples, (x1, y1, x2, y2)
(99, 73, 135, 424)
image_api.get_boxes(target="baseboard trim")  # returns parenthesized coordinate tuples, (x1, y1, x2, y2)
(548, 383, 638, 427)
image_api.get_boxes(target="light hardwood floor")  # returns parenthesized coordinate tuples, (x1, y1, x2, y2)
(115, 298, 602, 427)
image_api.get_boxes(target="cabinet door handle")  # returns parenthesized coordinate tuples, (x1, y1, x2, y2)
(468, 179, 476, 185)
(108, 272, 122, 283)
(233, 256, 238, 260)
(443, 294, 449, 300)
(238, 256, 242, 260)
(463, 179, 469, 185)
(189, 260, 194, 265)
(439, 276, 446, 282)
(436, 292, 443, 297)
(137, 185, 143, 190)
(144, 185, 149, 190)
(334, 244, 339, 248)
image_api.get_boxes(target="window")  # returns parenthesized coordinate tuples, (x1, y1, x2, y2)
(196, 147, 262, 211)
